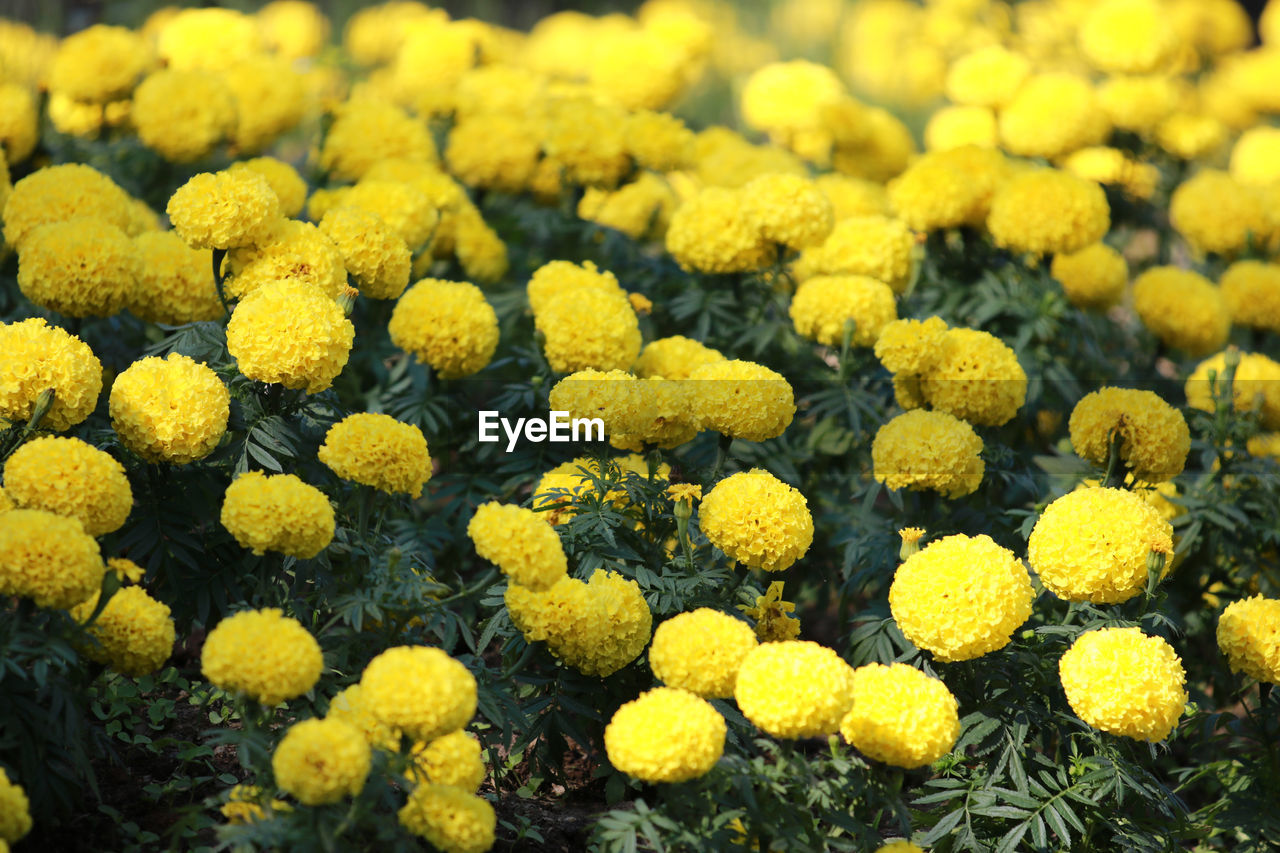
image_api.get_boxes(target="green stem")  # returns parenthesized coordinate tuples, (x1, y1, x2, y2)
(212, 247, 231, 317)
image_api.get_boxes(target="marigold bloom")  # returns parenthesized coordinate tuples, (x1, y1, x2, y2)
(918, 328, 1027, 427)
(272, 718, 371, 805)
(71, 586, 175, 677)
(3, 164, 133, 249)
(0, 768, 31, 843)
(1029, 487, 1174, 604)
(446, 114, 541, 194)
(839, 663, 959, 769)
(390, 279, 499, 378)
(1078, 0, 1178, 74)
(626, 110, 694, 172)
(635, 336, 725, 380)
(227, 158, 307, 219)
(224, 219, 347, 301)
(790, 274, 897, 347)
(131, 70, 238, 163)
(319, 207, 411, 300)
(3, 437, 131, 537)
(1131, 267, 1231, 356)
(987, 170, 1110, 256)
(1059, 627, 1187, 742)
(0, 82, 38, 165)
(467, 502, 567, 592)
(398, 783, 495, 853)
(740, 173, 834, 250)
(605, 687, 726, 783)
(527, 260, 625, 317)
(1069, 388, 1190, 483)
(220, 472, 334, 559)
(1186, 350, 1280, 430)
(740, 581, 802, 643)
(1169, 170, 1269, 256)
(649, 608, 758, 698)
(887, 146, 1008, 231)
(0, 318, 102, 431)
(0, 509, 105, 610)
(872, 410, 984, 498)
(220, 57, 306, 154)
(734, 640, 854, 739)
(226, 280, 354, 393)
(167, 170, 280, 250)
(360, 646, 477, 742)
(665, 187, 774, 274)
(998, 73, 1109, 159)
(924, 105, 997, 152)
(1220, 261, 1280, 333)
(1051, 243, 1128, 311)
(156, 8, 261, 71)
(945, 45, 1030, 109)
(578, 173, 678, 240)
(535, 286, 641, 374)
(701, 469, 812, 572)
(689, 360, 795, 442)
(318, 412, 433, 498)
(17, 217, 139, 317)
(410, 730, 486, 792)
(874, 316, 947, 376)
(109, 353, 230, 464)
(131, 231, 223, 324)
(48, 24, 150, 103)
(889, 534, 1033, 662)
(320, 99, 437, 183)
(202, 608, 323, 705)
(1218, 595, 1280, 683)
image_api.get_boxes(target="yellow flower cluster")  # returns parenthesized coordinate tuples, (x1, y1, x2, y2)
(793, 215, 915, 294)
(410, 730, 486, 792)
(1220, 261, 1280, 333)
(839, 663, 960, 769)
(166, 169, 280, 250)
(228, 157, 307, 219)
(131, 231, 223, 325)
(318, 413, 433, 498)
(886, 147, 1008, 232)
(272, 718, 371, 805)
(466, 502, 567, 592)
(359, 645, 476, 742)
(987, 169, 1110, 256)
(1069, 388, 1190, 484)
(533, 277, 641, 374)
(890, 534, 1033, 662)
(740, 581, 802, 643)
(226, 280, 354, 394)
(320, 98, 438, 183)
(1028, 487, 1174, 604)
(201, 608, 324, 705)
(664, 187, 774, 274)
(319, 207, 411, 300)
(789, 275, 897, 348)
(1050, 243, 1128, 311)
(71, 586, 175, 677)
(132, 70, 237, 163)
(734, 640, 854, 739)
(700, 469, 813, 572)
(220, 472, 335, 559)
(648, 608, 758, 699)
(689, 359, 796, 441)
(1186, 351, 1280, 430)
(739, 173, 834, 251)
(577, 173, 677, 241)
(223, 219, 347, 301)
(2, 436, 132, 537)
(16, 217, 138, 317)
(389, 279, 499, 378)
(0, 509, 105, 610)
(1169, 170, 1270, 257)
(872, 409, 985, 498)
(0, 768, 31, 844)
(2, 163, 133, 249)
(505, 569, 652, 677)
(604, 687, 726, 783)
(219, 784, 291, 826)
(1217, 595, 1280, 684)
(1132, 267, 1231, 356)
(397, 783, 495, 853)
(109, 353, 230, 464)
(1059, 627, 1187, 742)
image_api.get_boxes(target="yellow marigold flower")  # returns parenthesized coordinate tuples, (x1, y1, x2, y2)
(919, 328, 1027, 427)
(665, 187, 774, 274)
(316, 207, 408, 300)
(1050, 243, 1128, 311)
(130, 231, 223, 325)
(3, 437, 131, 537)
(70, 586, 174, 677)
(649, 608, 758, 699)
(1096, 76, 1178, 135)
(924, 105, 997, 152)
(874, 316, 947, 376)
(326, 683, 399, 751)
(398, 784, 495, 853)
(872, 410, 984, 498)
(666, 484, 702, 504)
(898, 527, 925, 560)
(224, 219, 347, 301)
(815, 174, 889, 221)
(541, 97, 631, 188)
(226, 280, 354, 393)
(17, 217, 139, 317)
(1155, 112, 1228, 161)
(635, 336, 725, 380)
(740, 174, 834, 251)
(219, 784, 291, 825)
(1186, 350, 1280, 430)
(202, 608, 323, 705)
(257, 0, 330, 59)
(0, 509, 104, 610)
(694, 127, 808, 189)
(790, 275, 897, 348)
(131, 70, 237, 163)
(319, 98, 436, 181)
(740, 581, 801, 643)
(109, 353, 229, 464)
(342, 180, 438, 251)
(701, 469, 812, 572)
(1079, 0, 1178, 74)
(1029, 487, 1174, 604)
(1131, 267, 1231, 357)
(578, 173, 677, 241)
(1061, 146, 1159, 201)
(1059, 627, 1187, 742)
(108, 557, 144, 584)
(987, 170, 1109, 256)
(945, 45, 1030, 109)
(605, 687, 726, 783)
(734, 640, 854, 739)
(1220, 260, 1280, 333)
(690, 359, 796, 442)
(220, 57, 306, 154)
(1170, 170, 1269, 256)
(625, 109, 694, 172)
(590, 28, 689, 111)
(390, 279, 499, 378)
(272, 718, 371, 805)
(794, 215, 914, 294)
(48, 24, 150, 103)
(467, 502, 567, 592)
(527, 260, 624, 317)
(220, 472, 334, 559)
(445, 114, 540, 194)
(318, 412, 432, 498)
(410, 730, 485, 792)
(889, 533, 1033, 662)
(1230, 126, 1280, 187)
(156, 8, 261, 72)
(887, 159, 979, 233)
(535, 286, 641, 374)
(2, 163, 133, 249)
(451, 206, 509, 284)
(1069, 388, 1190, 483)
(999, 73, 1109, 160)
(167, 170, 281, 251)
(227, 158, 306, 220)
(0, 82, 38, 165)
(0, 768, 31, 843)
(839, 663, 959, 769)
(741, 59, 845, 139)
(343, 3, 443, 66)
(0, 318, 102, 431)
(1217, 595, 1280, 684)
(46, 93, 109, 139)
(361, 646, 476, 742)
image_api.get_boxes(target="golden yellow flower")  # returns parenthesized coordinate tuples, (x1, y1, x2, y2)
(2, 436, 131, 537)
(318, 412, 433, 498)
(700, 469, 812, 572)
(1218, 595, 1280, 684)
(467, 502, 567, 592)
(0, 318, 102, 431)
(220, 472, 335, 559)
(635, 336, 725, 380)
(202, 608, 324, 705)
(998, 72, 1109, 160)
(227, 157, 307, 219)
(1068, 388, 1190, 483)
(1131, 267, 1231, 356)
(1185, 350, 1280, 431)
(740, 581, 802, 643)
(688, 359, 795, 442)
(3, 163, 134, 249)
(131, 70, 238, 163)
(1220, 261, 1280, 333)
(650, 608, 756, 698)
(1169, 170, 1269, 257)
(110, 353, 230, 464)
(166, 170, 281, 250)
(226, 280, 354, 393)
(535, 286, 641, 374)
(1050, 243, 1128, 311)
(1059, 627, 1187, 742)
(223, 219, 347, 301)
(839, 663, 959, 769)
(71, 586, 175, 677)
(794, 215, 915, 294)
(0, 509, 105, 610)
(1078, 0, 1178, 74)
(665, 187, 774, 274)
(130, 231, 223, 325)
(790, 275, 897, 347)
(734, 640, 854, 739)
(360, 645, 476, 742)
(319, 207, 411, 300)
(408, 729, 486, 792)
(389, 279, 499, 378)
(872, 409, 984, 498)
(272, 718, 371, 805)
(397, 784, 495, 853)
(48, 24, 151, 103)
(605, 687, 726, 782)
(987, 169, 1110, 256)
(16, 217, 138, 318)
(0, 82, 38, 165)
